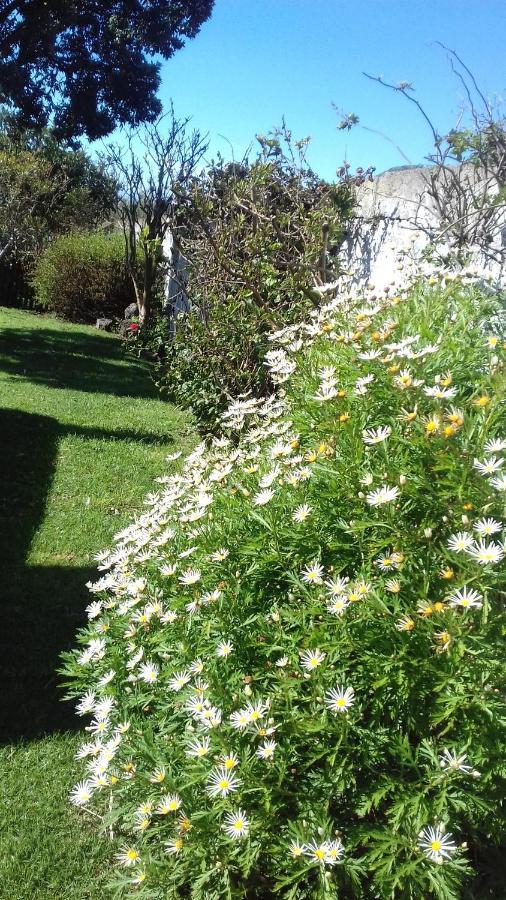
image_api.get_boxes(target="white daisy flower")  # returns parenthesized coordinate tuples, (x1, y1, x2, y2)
(97, 669, 115, 688)
(221, 752, 239, 771)
(324, 685, 355, 713)
(447, 532, 474, 553)
(473, 517, 502, 536)
(366, 485, 400, 506)
(314, 382, 339, 402)
(293, 504, 311, 523)
(473, 456, 503, 476)
(76, 691, 96, 716)
(157, 794, 182, 814)
(256, 740, 277, 759)
(253, 488, 275, 506)
(69, 780, 94, 806)
(165, 838, 184, 854)
(301, 561, 324, 584)
(304, 839, 343, 866)
(185, 736, 211, 758)
(168, 670, 192, 691)
(160, 609, 178, 624)
(327, 596, 349, 616)
(207, 766, 241, 797)
(490, 474, 506, 491)
(448, 586, 483, 609)
(417, 825, 456, 863)
(85, 600, 103, 620)
(289, 840, 305, 858)
(223, 808, 249, 839)
(439, 749, 475, 775)
(484, 438, 506, 454)
(216, 641, 233, 658)
(275, 655, 289, 667)
(210, 548, 229, 562)
(138, 662, 158, 684)
(423, 385, 457, 399)
(362, 425, 391, 444)
(354, 374, 375, 395)
(195, 589, 217, 607)
(230, 709, 251, 729)
(300, 648, 326, 671)
(178, 568, 201, 586)
(324, 838, 345, 864)
(116, 847, 141, 867)
(245, 700, 268, 723)
(190, 658, 204, 674)
(325, 575, 349, 596)
(466, 540, 504, 565)
(93, 696, 115, 719)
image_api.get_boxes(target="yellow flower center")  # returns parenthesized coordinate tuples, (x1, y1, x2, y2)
(336, 698, 346, 708)
(126, 850, 139, 861)
(233, 820, 244, 830)
(430, 840, 442, 851)
(219, 779, 230, 790)
(315, 849, 325, 860)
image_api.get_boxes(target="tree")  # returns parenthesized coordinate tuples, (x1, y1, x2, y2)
(362, 46, 506, 264)
(0, 1, 214, 139)
(0, 118, 117, 263)
(105, 109, 208, 325)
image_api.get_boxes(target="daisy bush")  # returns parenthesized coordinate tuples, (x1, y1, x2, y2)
(62, 274, 506, 899)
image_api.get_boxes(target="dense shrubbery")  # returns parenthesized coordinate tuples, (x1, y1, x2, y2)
(32, 231, 134, 323)
(0, 116, 117, 308)
(63, 274, 506, 898)
(145, 129, 359, 425)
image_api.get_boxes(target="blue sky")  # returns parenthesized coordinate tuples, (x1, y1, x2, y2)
(153, 0, 506, 179)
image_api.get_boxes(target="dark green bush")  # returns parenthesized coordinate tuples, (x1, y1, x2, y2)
(138, 127, 359, 427)
(32, 231, 134, 322)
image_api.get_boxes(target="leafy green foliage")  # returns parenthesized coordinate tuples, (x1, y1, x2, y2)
(64, 277, 506, 897)
(152, 127, 356, 426)
(32, 230, 134, 322)
(0, 1, 214, 139)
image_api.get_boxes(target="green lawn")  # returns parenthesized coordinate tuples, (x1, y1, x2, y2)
(0, 307, 196, 898)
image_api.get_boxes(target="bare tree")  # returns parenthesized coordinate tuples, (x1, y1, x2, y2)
(104, 107, 208, 325)
(363, 45, 506, 264)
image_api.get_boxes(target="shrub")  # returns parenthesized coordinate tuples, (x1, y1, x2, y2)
(62, 274, 506, 899)
(148, 127, 362, 426)
(32, 231, 134, 322)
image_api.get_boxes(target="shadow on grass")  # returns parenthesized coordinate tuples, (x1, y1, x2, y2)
(0, 563, 96, 743)
(0, 407, 172, 743)
(0, 324, 156, 398)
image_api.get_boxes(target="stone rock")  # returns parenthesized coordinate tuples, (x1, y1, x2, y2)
(96, 317, 113, 331)
(124, 302, 138, 319)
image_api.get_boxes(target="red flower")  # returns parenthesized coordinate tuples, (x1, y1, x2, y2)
(129, 323, 139, 331)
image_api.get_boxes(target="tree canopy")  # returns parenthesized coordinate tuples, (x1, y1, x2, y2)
(0, 1, 214, 139)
